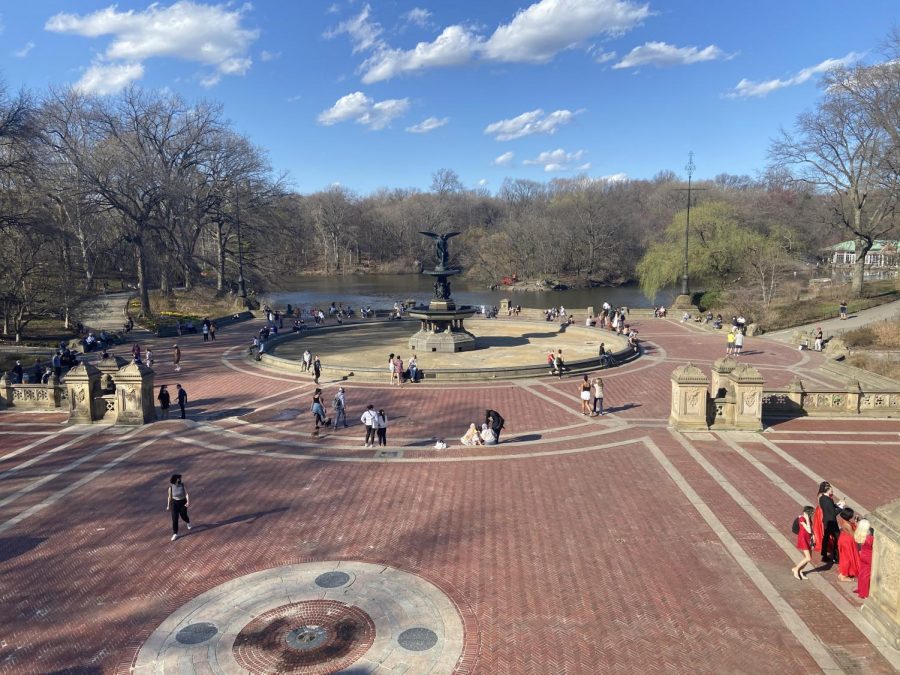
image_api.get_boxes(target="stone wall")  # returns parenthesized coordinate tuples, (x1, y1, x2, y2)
(762, 378, 900, 418)
(863, 497, 900, 649)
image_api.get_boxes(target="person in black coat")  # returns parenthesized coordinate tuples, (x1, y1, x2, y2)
(819, 484, 842, 563)
(485, 409, 505, 444)
(176, 384, 188, 419)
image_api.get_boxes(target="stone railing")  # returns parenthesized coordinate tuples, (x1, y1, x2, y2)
(0, 378, 68, 410)
(762, 376, 900, 418)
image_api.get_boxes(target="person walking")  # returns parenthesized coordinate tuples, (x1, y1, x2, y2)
(146, 349, 154, 367)
(333, 387, 348, 428)
(173, 343, 182, 372)
(485, 409, 505, 444)
(375, 408, 388, 446)
(388, 353, 397, 384)
(579, 375, 592, 415)
(312, 354, 321, 384)
(176, 383, 187, 419)
(361, 404, 378, 448)
(131, 342, 142, 363)
(791, 506, 815, 580)
(157, 385, 171, 420)
(591, 377, 604, 416)
(201, 322, 210, 342)
(392, 355, 404, 386)
(302, 349, 311, 372)
(312, 393, 327, 433)
(210, 321, 217, 341)
(166, 474, 191, 541)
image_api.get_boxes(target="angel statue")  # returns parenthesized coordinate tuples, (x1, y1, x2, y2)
(419, 231, 460, 270)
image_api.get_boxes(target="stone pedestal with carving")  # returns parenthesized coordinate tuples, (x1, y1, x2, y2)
(862, 497, 900, 649)
(0, 373, 10, 409)
(711, 357, 738, 398)
(97, 354, 128, 394)
(114, 361, 156, 425)
(731, 364, 764, 431)
(66, 363, 101, 424)
(669, 363, 710, 430)
(500, 298, 510, 315)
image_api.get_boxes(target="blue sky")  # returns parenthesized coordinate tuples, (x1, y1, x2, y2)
(0, 1, 896, 194)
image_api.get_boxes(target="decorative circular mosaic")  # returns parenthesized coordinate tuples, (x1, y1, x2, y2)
(133, 561, 467, 674)
(232, 600, 375, 673)
(174, 622, 217, 645)
(398, 627, 439, 652)
(314, 571, 351, 588)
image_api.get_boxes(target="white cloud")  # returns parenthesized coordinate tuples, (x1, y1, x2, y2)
(478, 178, 489, 186)
(524, 148, 586, 172)
(317, 91, 410, 130)
(726, 52, 863, 98)
(484, 108, 581, 141)
(260, 50, 281, 62)
(361, 25, 481, 84)
(324, 4, 383, 54)
(598, 172, 628, 182)
(404, 8, 433, 28)
(613, 41, 727, 69)
(483, 0, 651, 63)
(595, 50, 617, 64)
(327, 3, 341, 14)
(286, 94, 302, 103)
(45, 1, 259, 92)
(492, 151, 515, 166)
(75, 62, 145, 95)
(14, 41, 36, 58)
(406, 116, 449, 133)
(350, 0, 649, 83)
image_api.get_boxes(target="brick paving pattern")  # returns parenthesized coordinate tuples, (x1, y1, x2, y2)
(0, 316, 897, 673)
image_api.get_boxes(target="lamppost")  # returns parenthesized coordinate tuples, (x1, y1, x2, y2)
(235, 183, 247, 299)
(671, 152, 705, 303)
(682, 152, 695, 296)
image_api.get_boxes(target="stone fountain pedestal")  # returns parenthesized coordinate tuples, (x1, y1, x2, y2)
(408, 268, 477, 353)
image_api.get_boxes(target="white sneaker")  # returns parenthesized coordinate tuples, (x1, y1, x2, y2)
(187, 524, 192, 530)
(171, 534, 178, 541)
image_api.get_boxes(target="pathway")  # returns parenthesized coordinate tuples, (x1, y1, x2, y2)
(765, 297, 900, 343)
(75, 291, 134, 332)
(0, 315, 897, 674)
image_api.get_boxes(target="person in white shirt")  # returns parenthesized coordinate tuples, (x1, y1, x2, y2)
(360, 404, 378, 447)
(302, 349, 311, 372)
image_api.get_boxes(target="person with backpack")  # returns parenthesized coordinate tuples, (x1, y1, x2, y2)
(333, 387, 348, 428)
(791, 506, 815, 580)
(485, 409, 505, 444)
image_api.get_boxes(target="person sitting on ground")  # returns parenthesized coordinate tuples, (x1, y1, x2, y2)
(681, 311, 690, 322)
(460, 423, 484, 446)
(705, 311, 713, 324)
(713, 314, 723, 330)
(480, 423, 497, 445)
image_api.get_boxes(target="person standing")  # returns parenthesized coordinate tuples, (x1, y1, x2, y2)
(591, 377, 604, 416)
(201, 321, 210, 342)
(166, 474, 191, 541)
(814, 326, 823, 351)
(408, 354, 418, 383)
(146, 349, 154, 367)
(837, 509, 861, 581)
(52, 351, 62, 380)
(361, 404, 378, 448)
(485, 409, 505, 444)
(375, 409, 388, 446)
(733, 330, 744, 356)
(726, 330, 735, 356)
(176, 383, 187, 419)
(131, 342, 142, 363)
(839, 300, 847, 320)
(173, 344, 182, 372)
(388, 353, 396, 384)
(333, 387, 348, 428)
(210, 321, 217, 341)
(157, 385, 171, 420)
(579, 375, 592, 415)
(302, 349, 311, 372)
(392, 355, 404, 386)
(791, 506, 815, 580)
(819, 484, 842, 563)
(312, 354, 321, 385)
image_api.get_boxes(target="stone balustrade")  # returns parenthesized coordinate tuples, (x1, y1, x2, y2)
(762, 377, 900, 418)
(0, 376, 67, 410)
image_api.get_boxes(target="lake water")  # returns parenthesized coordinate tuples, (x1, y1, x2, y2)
(268, 275, 670, 311)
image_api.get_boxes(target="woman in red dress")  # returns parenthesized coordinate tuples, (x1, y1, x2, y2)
(837, 509, 861, 581)
(792, 506, 815, 580)
(854, 519, 874, 598)
(812, 482, 828, 555)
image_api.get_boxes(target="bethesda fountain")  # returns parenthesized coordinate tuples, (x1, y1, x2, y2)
(407, 231, 477, 353)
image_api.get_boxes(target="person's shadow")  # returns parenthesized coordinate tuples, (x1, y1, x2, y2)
(604, 403, 641, 413)
(193, 507, 289, 532)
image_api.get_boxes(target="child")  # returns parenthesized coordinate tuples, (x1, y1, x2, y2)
(792, 505, 815, 580)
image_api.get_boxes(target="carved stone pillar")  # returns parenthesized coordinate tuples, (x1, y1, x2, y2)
(730, 363, 764, 431)
(114, 361, 156, 425)
(711, 357, 738, 399)
(66, 363, 101, 424)
(669, 363, 710, 431)
(863, 497, 900, 649)
(499, 298, 510, 315)
(845, 380, 862, 415)
(0, 373, 10, 409)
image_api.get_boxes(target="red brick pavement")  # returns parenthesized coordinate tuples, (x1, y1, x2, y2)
(0, 316, 897, 673)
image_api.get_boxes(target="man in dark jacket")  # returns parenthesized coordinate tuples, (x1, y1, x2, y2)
(819, 484, 841, 563)
(485, 409, 505, 444)
(176, 384, 188, 419)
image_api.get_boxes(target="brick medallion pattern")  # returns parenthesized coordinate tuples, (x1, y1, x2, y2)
(232, 600, 375, 674)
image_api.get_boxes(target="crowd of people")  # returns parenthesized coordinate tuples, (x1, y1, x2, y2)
(791, 480, 874, 599)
